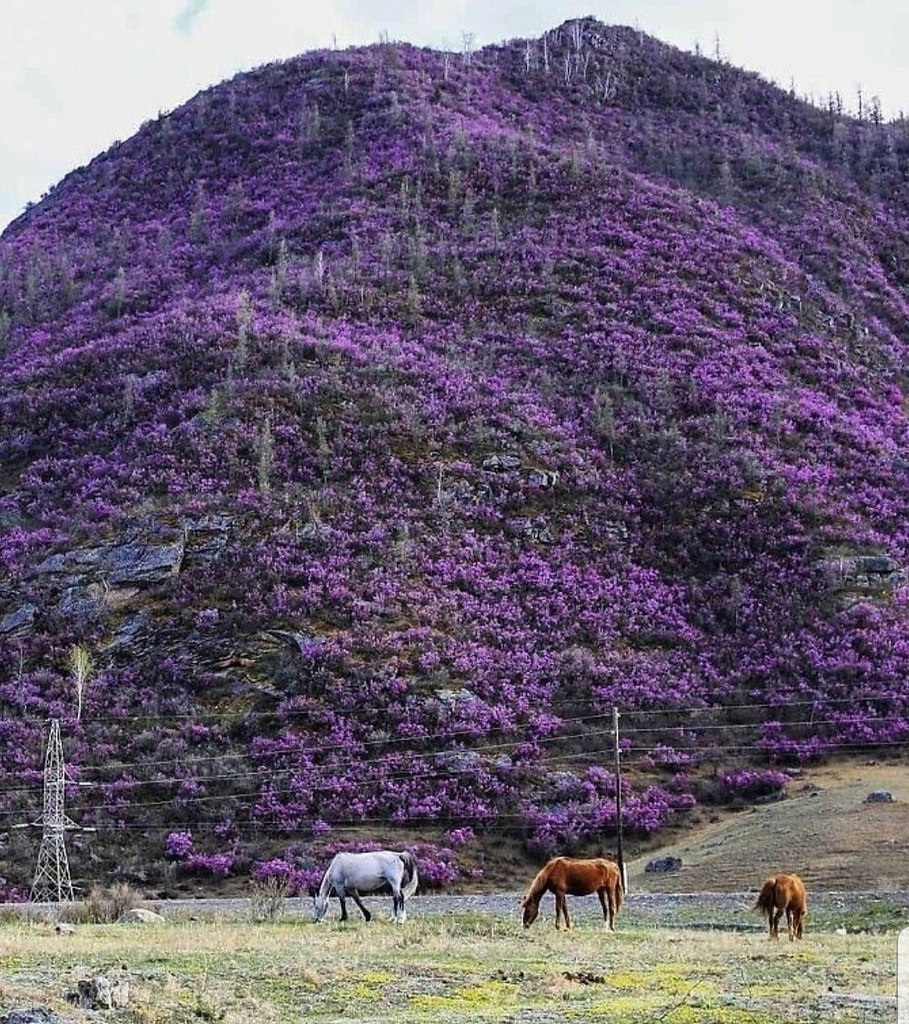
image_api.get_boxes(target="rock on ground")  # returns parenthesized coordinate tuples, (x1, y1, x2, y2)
(1, 1011, 73, 1024)
(119, 907, 165, 924)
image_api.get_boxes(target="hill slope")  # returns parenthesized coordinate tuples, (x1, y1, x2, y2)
(1, 19, 909, 895)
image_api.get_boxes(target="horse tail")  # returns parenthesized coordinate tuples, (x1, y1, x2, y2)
(613, 867, 624, 914)
(753, 878, 776, 919)
(399, 851, 419, 898)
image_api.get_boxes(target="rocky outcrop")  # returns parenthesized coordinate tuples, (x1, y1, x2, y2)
(0, 603, 37, 635)
(1, 513, 234, 640)
(816, 553, 908, 598)
(182, 514, 233, 564)
(35, 538, 185, 586)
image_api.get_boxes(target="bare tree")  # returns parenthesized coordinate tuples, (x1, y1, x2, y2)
(68, 645, 94, 722)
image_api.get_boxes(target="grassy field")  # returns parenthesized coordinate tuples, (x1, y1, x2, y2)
(0, 908, 899, 1024)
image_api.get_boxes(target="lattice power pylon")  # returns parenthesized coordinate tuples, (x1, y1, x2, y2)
(29, 719, 77, 902)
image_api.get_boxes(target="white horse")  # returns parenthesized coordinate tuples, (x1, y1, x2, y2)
(313, 850, 419, 923)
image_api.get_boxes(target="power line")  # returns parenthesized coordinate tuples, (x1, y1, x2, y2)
(0, 714, 905, 806)
(2, 692, 902, 727)
(2, 734, 904, 825)
(1, 707, 903, 785)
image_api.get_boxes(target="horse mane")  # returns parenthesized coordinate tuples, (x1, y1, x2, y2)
(522, 860, 556, 905)
(317, 853, 339, 901)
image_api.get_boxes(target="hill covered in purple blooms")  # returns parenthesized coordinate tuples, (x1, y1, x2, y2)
(1, 19, 909, 895)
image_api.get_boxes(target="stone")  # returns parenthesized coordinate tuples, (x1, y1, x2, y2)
(119, 907, 165, 924)
(854, 555, 900, 574)
(644, 856, 683, 874)
(69, 975, 130, 1010)
(105, 539, 184, 584)
(32, 538, 184, 586)
(434, 688, 477, 706)
(865, 790, 895, 803)
(1, 1011, 73, 1024)
(57, 585, 104, 620)
(482, 453, 521, 472)
(183, 514, 233, 563)
(0, 603, 37, 635)
(527, 468, 560, 488)
(105, 610, 150, 651)
(54, 923, 77, 935)
(434, 750, 482, 772)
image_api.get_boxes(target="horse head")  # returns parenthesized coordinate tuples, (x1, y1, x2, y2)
(521, 895, 539, 928)
(312, 893, 329, 922)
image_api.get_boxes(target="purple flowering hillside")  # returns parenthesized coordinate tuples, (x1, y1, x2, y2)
(1, 19, 908, 894)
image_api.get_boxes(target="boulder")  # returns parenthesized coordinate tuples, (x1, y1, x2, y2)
(865, 790, 895, 804)
(69, 975, 130, 1010)
(644, 856, 683, 874)
(54, 923, 77, 935)
(119, 907, 165, 924)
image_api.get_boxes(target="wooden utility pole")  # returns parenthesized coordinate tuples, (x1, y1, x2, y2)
(613, 706, 628, 893)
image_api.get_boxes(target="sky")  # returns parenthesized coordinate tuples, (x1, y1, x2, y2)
(1, 0, 907, 232)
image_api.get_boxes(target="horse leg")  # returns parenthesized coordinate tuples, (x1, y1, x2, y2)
(562, 895, 572, 930)
(350, 890, 372, 923)
(770, 908, 782, 939)
(597, 888, 612, 931)
(786, 907, 794, 941)
(554, 892, 565, 930)
(397, 889, 407, 923)
(391, 886, 405, 924)
(335, 885, 348, 922)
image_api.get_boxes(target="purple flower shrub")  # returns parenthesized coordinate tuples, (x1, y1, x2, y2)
(185, 851, 236, 877)
(718, 769, 789, 799)
(164, 830, 195, 860)
(1, 20, 909, 888)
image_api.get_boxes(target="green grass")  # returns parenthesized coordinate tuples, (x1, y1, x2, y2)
(0, 915, 898, 1023)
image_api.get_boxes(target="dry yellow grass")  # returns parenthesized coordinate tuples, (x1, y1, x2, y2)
(631, 758, 909, 892)
(0, 912, 898, 1023)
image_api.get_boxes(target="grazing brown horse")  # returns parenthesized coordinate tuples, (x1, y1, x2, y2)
(753, 873, 807, 940)
(521, 856, 623, 931)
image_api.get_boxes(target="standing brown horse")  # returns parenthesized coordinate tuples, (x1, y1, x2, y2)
(521, 856, 623, 931)
(753, 873, 807, 940)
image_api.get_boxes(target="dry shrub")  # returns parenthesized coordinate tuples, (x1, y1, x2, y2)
(249, 875, 289, 921)
(81, 881, 145, 922)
